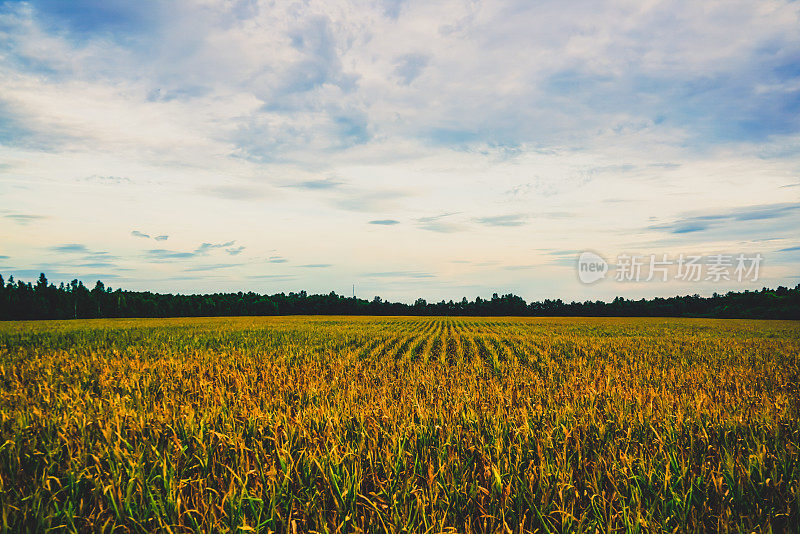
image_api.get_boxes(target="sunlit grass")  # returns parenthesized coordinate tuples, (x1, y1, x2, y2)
(0, 316, 798, 532)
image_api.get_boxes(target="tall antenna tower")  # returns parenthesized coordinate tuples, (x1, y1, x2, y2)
(352, 284, 355, 298)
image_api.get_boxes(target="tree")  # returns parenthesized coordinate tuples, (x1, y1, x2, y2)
(92, 281, 106, 317)
(0, 272, 798, 321)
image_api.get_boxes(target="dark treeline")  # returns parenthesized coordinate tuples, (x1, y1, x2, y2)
(0, 273, 798, 320)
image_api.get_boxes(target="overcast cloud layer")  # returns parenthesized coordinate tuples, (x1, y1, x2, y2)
(0, 0, 799, 302)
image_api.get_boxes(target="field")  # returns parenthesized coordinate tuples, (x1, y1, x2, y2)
(0, 316, 798, 533)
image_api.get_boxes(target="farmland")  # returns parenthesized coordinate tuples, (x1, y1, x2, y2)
(0, 316, 798, 532)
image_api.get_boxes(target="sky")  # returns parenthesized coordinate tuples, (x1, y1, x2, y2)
(0, 0, 799, 303)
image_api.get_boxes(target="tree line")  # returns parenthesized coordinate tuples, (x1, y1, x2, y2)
(0, 273, 798, 320)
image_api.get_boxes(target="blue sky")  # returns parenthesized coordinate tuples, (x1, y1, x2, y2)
(0, 0, 798, 302)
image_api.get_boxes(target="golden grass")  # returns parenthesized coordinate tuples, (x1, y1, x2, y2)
(0, 316, 798, 532)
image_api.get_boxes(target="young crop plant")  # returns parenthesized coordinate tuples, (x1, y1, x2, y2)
(0, 316, 798, 532)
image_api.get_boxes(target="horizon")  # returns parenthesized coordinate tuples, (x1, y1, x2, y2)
(2, 270, 798, 307)
(1, 0, 799, 303)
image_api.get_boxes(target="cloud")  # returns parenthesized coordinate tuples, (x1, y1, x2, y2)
(333, 112, 370, 147)
(394, 53, 429, 85)
(76, 261, 117, 268)
(417, 221, 462, 233)
(363, 270, 434, 278)
(369, 219, 400, 225)
(4, 0, 800, 163)
(19, 0, 161, 37)
(0, 100, 71, 151)
(286, 178, 343, 190)
(728, 204, 800, 222)
(282, 15, 357, 95)
(671, 223, 709, 234)
(85, 175, 131, 184)
(297, 264, 332, 268)
(184, 263, 241, 272)
(225, 246, 245, 255)
(541, 249, 583, 267)
(195, 241, 236, 254)
(416, 212, 463, 233)
(5, 214, 45, 225)
(650, 203, 800, 235)
(247, 274, 298, 281)
(381, 0, 405, 19)
(132, 230, 169, 241)
(650, 163, 681, 169)
(418, 212, 460, 223)
(474, 214, 527, 227)
(268, 256, 288, 263)
(146, 249, 196, 260)
(50, 243, 90, 253)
